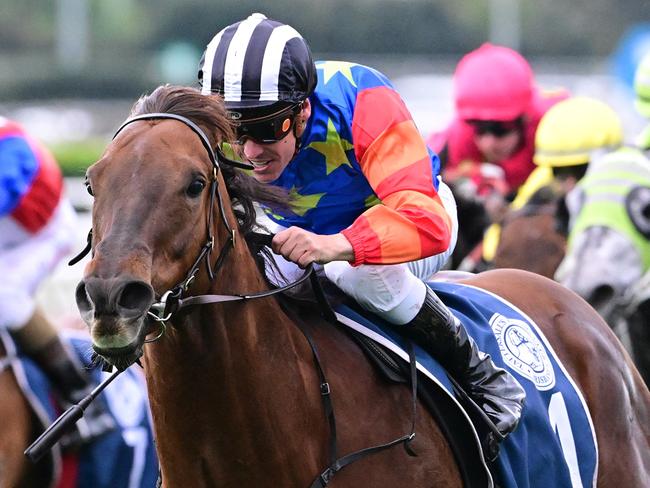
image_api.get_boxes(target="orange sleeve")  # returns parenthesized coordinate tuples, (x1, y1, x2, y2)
(342, 86, 451, 265)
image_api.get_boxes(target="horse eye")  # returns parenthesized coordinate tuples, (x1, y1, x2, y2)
(84, 177, 94, 196)
(186, 179, 206, 198)
(626, 186, 650, 239)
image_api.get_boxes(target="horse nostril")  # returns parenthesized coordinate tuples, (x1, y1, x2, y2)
(589, 284, 615, 311)
(117, 281, 155, 317)
(75, 281, 93, 314)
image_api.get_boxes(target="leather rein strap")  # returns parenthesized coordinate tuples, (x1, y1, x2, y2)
(73, 112, 418, 487)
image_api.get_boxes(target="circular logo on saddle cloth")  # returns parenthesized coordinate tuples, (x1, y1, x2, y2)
(489, 313, 556, 391)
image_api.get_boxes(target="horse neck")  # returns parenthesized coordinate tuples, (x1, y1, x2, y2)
(143, 210, 326, 484)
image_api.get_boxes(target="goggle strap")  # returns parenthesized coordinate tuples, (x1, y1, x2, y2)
(232, 102, 301, 124)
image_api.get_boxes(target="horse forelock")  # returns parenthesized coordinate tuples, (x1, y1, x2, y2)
(130, 84, 234, 147)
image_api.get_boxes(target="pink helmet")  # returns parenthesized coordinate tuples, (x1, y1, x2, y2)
(454, 43, 534, 121)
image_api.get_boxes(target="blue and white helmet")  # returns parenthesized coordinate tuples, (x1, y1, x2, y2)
(198, 13, 317, 111)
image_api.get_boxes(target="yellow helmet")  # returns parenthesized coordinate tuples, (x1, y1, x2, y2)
(635, 52, 650, 118)
(534, 97, 623, 167)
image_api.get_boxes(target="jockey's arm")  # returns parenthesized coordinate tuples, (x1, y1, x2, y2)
(340, 86, 451, 266)
(273, 83, 452, 268)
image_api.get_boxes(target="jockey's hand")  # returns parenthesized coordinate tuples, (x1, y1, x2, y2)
(271, 227, 354, 268)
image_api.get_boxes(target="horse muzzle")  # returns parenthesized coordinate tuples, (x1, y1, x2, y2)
(76, 276, 155, 366)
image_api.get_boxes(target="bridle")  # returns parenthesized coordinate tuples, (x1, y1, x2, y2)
(70, 112, 323, 342)
(61, 112, 419, 487)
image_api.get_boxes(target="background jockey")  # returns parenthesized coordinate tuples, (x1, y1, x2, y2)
(482, 97, 625, 262)
(0, 117, 114, 446)
(634, 51, 650, 152)
(524, 97, 624, 206)
(428, 43, 568, 223)
(198, 13, 525, 441)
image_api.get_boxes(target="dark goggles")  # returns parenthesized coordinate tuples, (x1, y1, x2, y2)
(232, 104, 301, 145)
(468, 118, 523, 138)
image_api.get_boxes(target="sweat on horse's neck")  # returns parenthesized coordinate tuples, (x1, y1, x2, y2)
(142, 227, 328, 486)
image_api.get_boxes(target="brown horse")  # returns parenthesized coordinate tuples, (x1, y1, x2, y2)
(493, 154, 650, 386)
(0, 341, 51, 488)
(76, 85, 650, 487)
(0, 343, 31, 488)
(492, 187, 567, 279)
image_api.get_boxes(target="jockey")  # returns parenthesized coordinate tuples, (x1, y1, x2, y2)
(482, 97, 624, 260)
(528, 97, 623, 202)
(634, 51, 650, 151)
(0, 117, 114, 446)
(198, 13, 525, 440)
(428, 43, 568, 207)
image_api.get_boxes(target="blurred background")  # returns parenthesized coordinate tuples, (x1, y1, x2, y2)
(4, 0, 650, 163)
(2, 0, 649, 320)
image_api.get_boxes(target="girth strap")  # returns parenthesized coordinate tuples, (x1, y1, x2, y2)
(309, 341, 419, 488)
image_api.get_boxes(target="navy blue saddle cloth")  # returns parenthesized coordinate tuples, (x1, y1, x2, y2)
(332, 281, 598, 488)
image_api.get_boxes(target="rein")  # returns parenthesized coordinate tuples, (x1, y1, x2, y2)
(58, 113, 419, 485)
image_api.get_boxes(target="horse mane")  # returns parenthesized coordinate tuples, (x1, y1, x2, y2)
(129, 84, 290, 238)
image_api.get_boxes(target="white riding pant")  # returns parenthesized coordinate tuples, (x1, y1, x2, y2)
(262, 182, 458, 325)
(0, 199, 77, 330)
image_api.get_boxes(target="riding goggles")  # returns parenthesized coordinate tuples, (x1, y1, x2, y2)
(231, 104, 301, 145)
(468, 118, 523, 138)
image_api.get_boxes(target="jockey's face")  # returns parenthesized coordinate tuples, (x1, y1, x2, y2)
(240, 100, 311, 184)
(474, 130, 522, 163)
(470, 118, 523, 163)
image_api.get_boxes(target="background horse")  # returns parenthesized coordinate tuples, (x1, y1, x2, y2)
(1, 328, 158, 488)
(0, 342, 50, 488)
(555, 148, 650, 385)
(77, 85, 650, 487)
(492, 160, 650, 386)
(492, 186, 567, 279)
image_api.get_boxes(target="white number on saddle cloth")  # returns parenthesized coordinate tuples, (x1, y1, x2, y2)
(548, 392, 583, 488)
(102, 370, 150, 488)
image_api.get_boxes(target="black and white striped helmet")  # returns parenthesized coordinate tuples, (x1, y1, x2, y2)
(198, 13, 317, 111)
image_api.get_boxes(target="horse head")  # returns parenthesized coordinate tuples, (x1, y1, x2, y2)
(555, 149, 650, 322)
(492, 185, 568, 279)
(74, 85, 280, 368)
